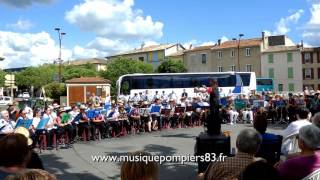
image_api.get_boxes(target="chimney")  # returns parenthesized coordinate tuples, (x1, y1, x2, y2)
(141, 42, 145, 49)
(218, 39, 221, 46)
(262, 31, 266, 50)
(189, 44, 193, 49)
(301, 40, 304, 49)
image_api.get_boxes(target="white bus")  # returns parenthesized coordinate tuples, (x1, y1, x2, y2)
(117, 72, 256, 99)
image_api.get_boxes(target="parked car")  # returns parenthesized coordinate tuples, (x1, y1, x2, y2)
(0, 96, 13, 106)
(22, 92, 30, 99)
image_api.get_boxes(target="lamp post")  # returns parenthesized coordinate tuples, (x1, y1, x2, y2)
(0, 57, 4, 61)
(237, 34, 244, 72)
(54, 27, 66, 83)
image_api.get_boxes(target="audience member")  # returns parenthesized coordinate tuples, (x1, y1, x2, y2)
(240, 160, 280, 180)
(312, 112, 320, 128)
(0, 134, 31, 179)
(277, 125, 320, 180)
(121, 151, 158, 180)
(201, 129, 262, 180)
(5, 169, 56, 180)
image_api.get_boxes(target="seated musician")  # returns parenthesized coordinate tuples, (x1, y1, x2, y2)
(0, 110, 15, 138)
(168, 99, 179, 128)
(140, 101, 151, 132)
(77, 105, 91, 141)
(129, 102, 141, 133)
(16, 109, 32, 129)
(227, 104, 238, 125)
(118, 104, 130, 135)
(106, 106, 120, 136)
(191, 97, 202, 125)
(42, 107, 57, 149)
(275, 96, 287, 122)
(149, 98, 162, 131)
(59, 107, 75, 143)
(92, 107, 107, 139)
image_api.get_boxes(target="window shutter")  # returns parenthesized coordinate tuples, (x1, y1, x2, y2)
(302, 53, 305, 64)
(317, 52, 320, 63)
(311, 68, 314, 79)
(311, 52, 314, 63)
(318, 68, 320, 79)
(303, 68, 305, 80)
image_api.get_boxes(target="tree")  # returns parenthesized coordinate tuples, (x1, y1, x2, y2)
(44, 82, 66, 100)
(100, 57, 153, 96)
(0, 70, 6, 87)
(157, 59, 187, 73)
(15, 65, 57, 88)
(62, 66, 97, 82)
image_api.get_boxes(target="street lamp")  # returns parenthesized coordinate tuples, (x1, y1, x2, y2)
(237, 33, 244, 72)
(0, 57, 4, 61)
(54, 27, 66, 83)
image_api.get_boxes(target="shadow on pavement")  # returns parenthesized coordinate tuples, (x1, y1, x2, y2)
(161, 133, 196, 139)
(40, 154, 104, 180)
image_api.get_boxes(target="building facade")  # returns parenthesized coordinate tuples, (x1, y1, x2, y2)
(261, 46, 302, 93)
(65, 58, 108, 71)
(107, 44, 185, 69)
(301, 47, 320, 90)
(183, 45, 214, 72)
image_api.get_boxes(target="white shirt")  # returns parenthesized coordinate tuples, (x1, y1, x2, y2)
(32, 117, 41, 129)
(105, 96, 111, 104)
(0, 119, 15, 134)
(69, 110, 79, 121)
(43, 114, 55, 130)
(282, 119, 312, 139)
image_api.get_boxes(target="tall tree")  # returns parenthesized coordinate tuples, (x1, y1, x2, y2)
(62, 66, 97, 82)
(100, 57, 153, 96)
(157, 59, 187, 73)
(0, 70, 6, 87)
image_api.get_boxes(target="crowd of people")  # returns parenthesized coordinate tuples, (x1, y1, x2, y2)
(1, 87, 320, 180)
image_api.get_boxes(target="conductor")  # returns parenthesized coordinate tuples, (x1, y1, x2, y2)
(195, 79, 221, 135)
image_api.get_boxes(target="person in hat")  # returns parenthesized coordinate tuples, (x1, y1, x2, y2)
(118, 103, 130, 135)
(77, 105, 91, 141)
(140, 101, 151, 132)
(42, 107, 57, 149)
(129, 102, 141, 133)
(14, 127, 44, 170)
(150, 98, 162, 131)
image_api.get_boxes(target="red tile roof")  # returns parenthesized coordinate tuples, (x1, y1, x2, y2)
(211, 38, 262, 50)
(184, 45, 215, 52)
(65, 77, 111, 84)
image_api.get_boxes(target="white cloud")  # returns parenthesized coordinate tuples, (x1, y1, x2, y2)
(303, 3, 320, 45)
(65, 0, 163, 40)
(0, 31, 72, 69)
(6, 19, 34, 30)
(0, 0, 54, 8)
(265, 9, 304, 35)
(199, 41, 215, 46)
(220, 36, 228, 43)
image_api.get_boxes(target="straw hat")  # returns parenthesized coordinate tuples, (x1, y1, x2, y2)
(80, 105, 87, 110)
(14, 127, 33, 146)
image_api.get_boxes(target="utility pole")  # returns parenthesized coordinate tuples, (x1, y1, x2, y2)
(54, 27, 66, 83)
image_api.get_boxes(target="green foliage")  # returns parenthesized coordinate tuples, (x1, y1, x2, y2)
(62, 66, 97, 82)
(100, 57, 153, 96)
(15, 65, 57, 88)
(157, 59, 187, 73)
(44, 82, 66, 100)
(0, 70, 6, 87)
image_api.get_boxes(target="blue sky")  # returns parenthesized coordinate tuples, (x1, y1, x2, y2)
(0, 0, 319, 68)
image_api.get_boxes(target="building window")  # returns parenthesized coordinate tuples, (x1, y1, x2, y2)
(245, 48, 251, 57)
(218, 51, 222, 59)
(288, 83, 295, 92)
(230, 65, 236, 71)
(148, 52, 153, 62)
(246, 64, 252, 72)
(305, 52, 311, 63)
(304, 84, 315, 90)
(287, 52, 293, 62)
(278, 84, 283, 92)
(230, 49, 235, 57)
(268, 54, 274, 63)
(139, 57, 144, 61)
(269, 68, 274, 78)
(201, 54, 207, 64)
(191, 54, 196, 61)
(218, 66, 223, 72)
(158, 51, 163, 61)
(288, 67, 294, 79)
(305, 68, 312, 79)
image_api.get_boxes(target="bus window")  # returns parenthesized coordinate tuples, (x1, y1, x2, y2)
(239, 74, 251, 86)
(172, 75, 191, 88)
(153, 76, 172, 88)
(121, 81, 130, 94)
